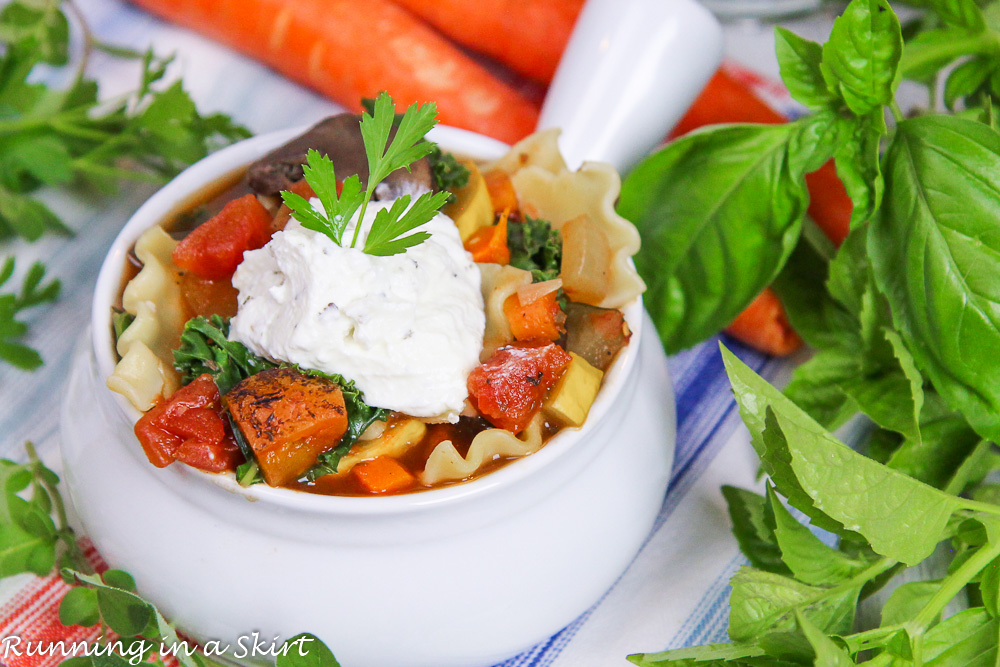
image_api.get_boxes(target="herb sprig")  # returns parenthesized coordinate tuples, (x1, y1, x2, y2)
(0, 0, 249, 370)
(0, 259, 60, 370)
(282, 92, 451, 257)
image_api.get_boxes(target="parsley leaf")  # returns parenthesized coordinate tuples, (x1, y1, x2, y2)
(363, 190, 451, 256)
(281, 149, 364, 245)
(284, 93, 447, 257)
(0, 258, 59, 370)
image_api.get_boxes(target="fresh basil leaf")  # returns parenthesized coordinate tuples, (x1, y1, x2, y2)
(728, 567, 860, 641)
(628, 641, 765, 666)
(944, 439, 998, 496)
(771, 236, 855, 350)
(870, 115, 1000, 444)
(881, 581, 941, 627)
(723, 485, 790, 575)
(944, 57, 996, 110)
(59, 586, 100, 627)
(820, 0, 903, 115)
(277, 633, 341, 667)
(619, 124, 810, 353)
(776, 28, 835, 110)
(918, 0, 985, 31)
(796, 611, 856, 667)
(723, 345, 965, 565)
(767, 485, 868, 586)
(922, 608, 998, 665)
(784, 350, 858, 431)
(832, 111, 885, 228)
(827, 227, 869, 317)
(885, 392, 980, 489)
(980, 556, 1000, 617)
(900, 28, 998, 82)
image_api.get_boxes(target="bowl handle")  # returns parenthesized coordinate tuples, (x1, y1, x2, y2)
(537, 0, 723, 172)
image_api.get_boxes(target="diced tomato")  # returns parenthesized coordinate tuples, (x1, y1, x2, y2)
(467, 341, 572, 433)
(133, 373, 243, 474)
(175, 439, 244, 473)
(172, 194, 272, 280)
(503, 291, 565, 342)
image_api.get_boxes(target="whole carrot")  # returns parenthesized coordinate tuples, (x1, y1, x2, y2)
(128, 0, 540, 143)
(391, 0, 584, 84)
(724, 287, 802, 357)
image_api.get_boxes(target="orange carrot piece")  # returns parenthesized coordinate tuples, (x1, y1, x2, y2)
(465, 210, 510, 264)
(352, 457, 415, 494)
(483, 169, 518, 215)
(724, 288, 802, 357)
(391, 0, 583, 84)
(672, 67, 851, 247)
(503, 291, 565, 342)
(127, 0, 539, 143)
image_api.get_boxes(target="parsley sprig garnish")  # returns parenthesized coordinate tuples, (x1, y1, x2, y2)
(281, 92, 451, 257)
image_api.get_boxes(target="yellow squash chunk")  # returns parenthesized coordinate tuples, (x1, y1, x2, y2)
(543, 353, 604, 427)
(444, 160, 493, 242)
(335, 418, 427, 475)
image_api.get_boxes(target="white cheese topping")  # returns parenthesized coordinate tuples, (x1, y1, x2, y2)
(229, 198, 485, 422)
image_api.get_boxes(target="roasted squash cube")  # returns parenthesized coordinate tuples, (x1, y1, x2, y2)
(224, 368, 348, 486)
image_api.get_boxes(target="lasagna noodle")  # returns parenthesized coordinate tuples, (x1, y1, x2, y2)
(108, 226, 185, 411)
(477, 263, 532, 362)
(421, 413, 545, 485)
(489, 129, 644, 309)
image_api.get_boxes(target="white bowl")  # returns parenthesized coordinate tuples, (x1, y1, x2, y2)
(60, 124, 677, 667)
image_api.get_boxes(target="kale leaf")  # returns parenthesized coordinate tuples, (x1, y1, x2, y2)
(428, 145, 470, 197)
(173, 315, 389, 481)
(507, 216, 562, 282)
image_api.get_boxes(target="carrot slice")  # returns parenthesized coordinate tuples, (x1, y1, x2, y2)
(391, 0, 583, 84)
(128, 0, 539, 143)
(352, 457, 415, 494)
(465, 210, 510, 264)
(724, 288, 802, 357)
(503, 290, 565, 342)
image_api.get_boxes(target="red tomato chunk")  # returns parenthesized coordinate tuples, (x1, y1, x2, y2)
(134, 373, 242, 473)
(467, 341, 572, 433)
(172, 194, 272, 280)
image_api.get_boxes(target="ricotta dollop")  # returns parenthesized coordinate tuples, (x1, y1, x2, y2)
(229, 198, 485, 422)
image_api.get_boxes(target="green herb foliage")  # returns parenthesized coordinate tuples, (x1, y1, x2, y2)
(0, 258, 59, 369)
(629, 349, 1000, 666)
(428, 145, 470, 198)
(173, 316, 388, 480)
(283, 92, 450, 257)
(0, 0, 248, 372)
(621, 0, 1000, 662)
(507, 215, 562, 282)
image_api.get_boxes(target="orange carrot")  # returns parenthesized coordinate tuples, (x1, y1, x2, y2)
(353, 457, 415, 494)
(128, 0, 540, 143)
(391, 0, 583, 84)
(465, 210, 510, 264)
(672, 67, 851, 247)
(503, 290, 565, 342)
(724, 288, 802, 357)
(483, 169, 518, 214)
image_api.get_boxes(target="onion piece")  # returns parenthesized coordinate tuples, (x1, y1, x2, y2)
(516, 278, 563, 305)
